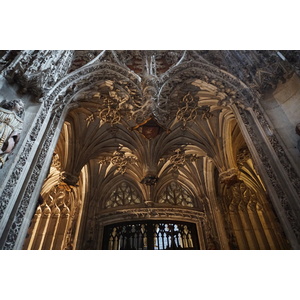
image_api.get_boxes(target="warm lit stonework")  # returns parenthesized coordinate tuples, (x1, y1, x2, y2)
(0, 50, 299, 250)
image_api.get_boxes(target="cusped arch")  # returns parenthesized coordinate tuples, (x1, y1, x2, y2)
(103, 180, 143, 209)
(156, 180, 196, 208)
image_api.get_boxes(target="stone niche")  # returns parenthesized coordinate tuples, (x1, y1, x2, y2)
(0, 76, 41, 173)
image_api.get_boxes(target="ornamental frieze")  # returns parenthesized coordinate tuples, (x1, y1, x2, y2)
(97, 207, 205, 223)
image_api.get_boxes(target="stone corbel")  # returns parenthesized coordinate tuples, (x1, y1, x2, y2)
(219, 168, 241, 187)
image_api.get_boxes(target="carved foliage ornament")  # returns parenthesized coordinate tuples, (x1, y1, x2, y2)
(2, 51, 299, 249)
(0, 61, 137, 234)
(84, 80, 140, 126)
(3, 51, 74, 100)
(160, 148, 202, 171)
(176, 93, 212, 127)
(98, 150, 138, 175)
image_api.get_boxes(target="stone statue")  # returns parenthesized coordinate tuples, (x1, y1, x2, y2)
(0, 99, 25, 168)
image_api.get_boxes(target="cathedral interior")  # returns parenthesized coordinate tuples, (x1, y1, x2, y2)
(0, 50, 300, 250)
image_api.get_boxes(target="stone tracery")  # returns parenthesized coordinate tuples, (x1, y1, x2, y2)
(0, 50, 299, 249)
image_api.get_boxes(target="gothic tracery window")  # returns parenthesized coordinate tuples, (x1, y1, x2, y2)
(158, 181, 195, 207)
(105, 182, 142, 208)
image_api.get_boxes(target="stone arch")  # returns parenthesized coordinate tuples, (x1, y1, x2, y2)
(103, 181, 143, 209)
(156, 180, 196, 208)
(2, 53, 300, 249)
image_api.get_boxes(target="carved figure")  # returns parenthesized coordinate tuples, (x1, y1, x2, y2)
(0, 99, 24, 168)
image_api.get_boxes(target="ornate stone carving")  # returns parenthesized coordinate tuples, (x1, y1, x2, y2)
(1, 106, 61, 248)
(159, 60, 249, 110)
(157, 181, 195, 208)
(0, 99, 25, 168)
(0, 51, 21, 72)
(105, 182, 142, 209)
(98, 150, 138, 175)
(176, 92, 212, 127)
(111, 50, 184, 75)
(1, 61, 137, 235)
(168, 148, 186, 170)
(3, 51, 74, 100)
(98, 207, 205, 223)
(159, 148, 202, 171)
(237, 147, 251, 165)
(51, 152, 61, 171)
(238, 107, 300, 241)
(1, 51, 300, 250)
(219, 168, 240, 186)
(68, 50, 103, 73)
(131, 116, 169, 140)
(192, 50, 294, 97)
(252, 103, 300, 197)
(83, 80, 140, 126)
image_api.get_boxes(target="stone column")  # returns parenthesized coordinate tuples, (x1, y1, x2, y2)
(231, 103, 300, 249)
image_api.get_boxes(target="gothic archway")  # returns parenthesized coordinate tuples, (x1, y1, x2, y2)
(22, 56, 291, 249)
(2, 51, 297, 249)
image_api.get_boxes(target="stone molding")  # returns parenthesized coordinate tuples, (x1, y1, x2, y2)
(1, 51, 300, 249)
(238, 106, 300, 242)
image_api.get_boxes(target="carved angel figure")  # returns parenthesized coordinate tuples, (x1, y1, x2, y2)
(0, 99, 24, 168)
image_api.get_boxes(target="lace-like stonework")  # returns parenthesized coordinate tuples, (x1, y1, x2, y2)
(158, 182, 194, 207)
(105, 182, 141, 208)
